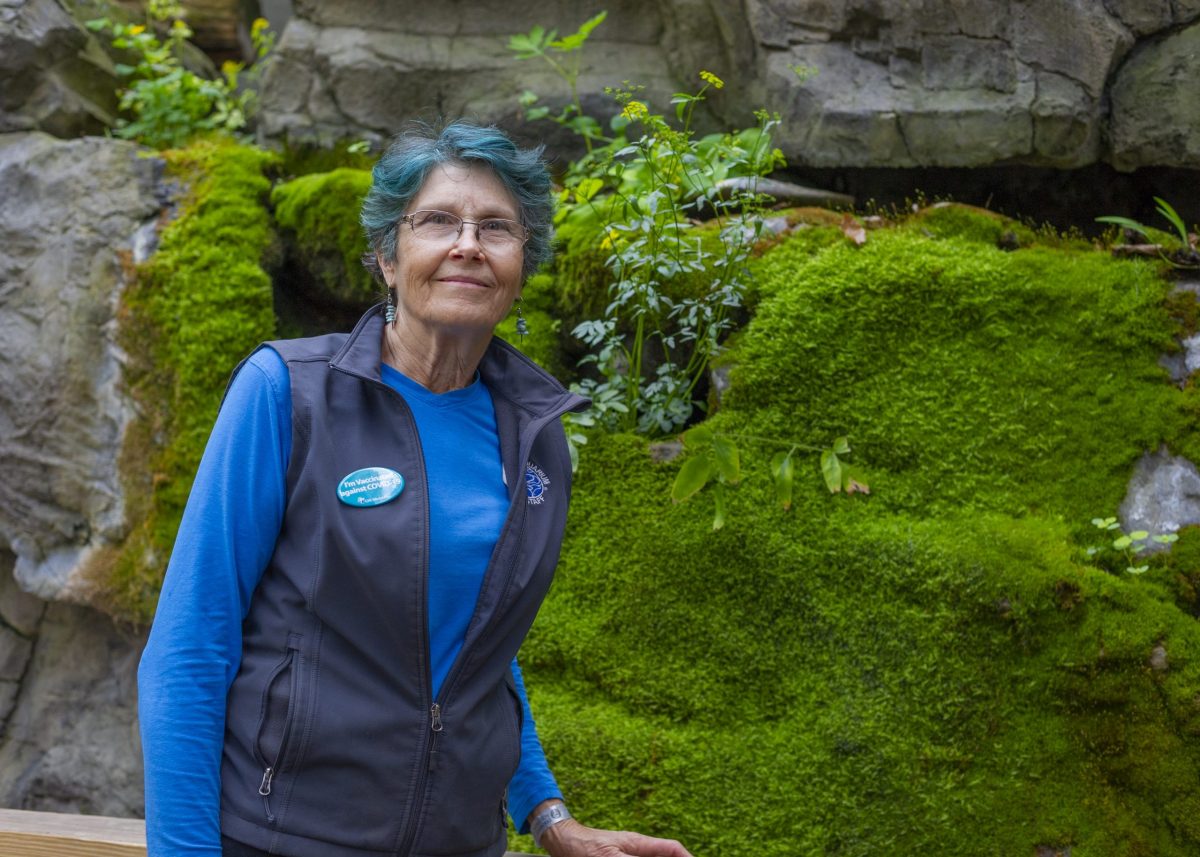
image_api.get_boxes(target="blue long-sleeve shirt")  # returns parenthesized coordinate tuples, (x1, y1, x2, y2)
(139, 347, 561, 855)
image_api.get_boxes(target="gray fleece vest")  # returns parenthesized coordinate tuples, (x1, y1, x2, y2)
(218, 307, 586, 857)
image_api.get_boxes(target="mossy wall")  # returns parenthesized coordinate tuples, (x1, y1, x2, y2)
(109, 145, 1200, 854)
(511, 208, 1200, 854)
(110, 138, 278, 623)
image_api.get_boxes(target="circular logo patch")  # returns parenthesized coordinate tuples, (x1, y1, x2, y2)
(525, 463, 550, 505)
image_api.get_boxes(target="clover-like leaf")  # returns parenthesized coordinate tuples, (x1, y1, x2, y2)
(711, 482, 727, 530)
(712, 435, 741, 484)
(683, 424, 714, 449)
(771, 451, 794, 511)
(821, 449, 843, 494)
(672, 455, 715, 503)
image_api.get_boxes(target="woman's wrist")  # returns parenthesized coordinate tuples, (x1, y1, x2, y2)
(529, 799, 573, 848)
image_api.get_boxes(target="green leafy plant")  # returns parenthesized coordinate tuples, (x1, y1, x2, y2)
(87, 0, 273, 149)
(564, 81, 785, 435)
(1096, 197, 1199, 269)
(671, 429, 868, 529)
(1086, 516, 1178, 575)
(508, 15, 789, 437)
(509, 12, 609, 152)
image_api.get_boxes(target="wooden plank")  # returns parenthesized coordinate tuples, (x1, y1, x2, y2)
(0, 808, 537, 857)
(0, 809, 146, 857)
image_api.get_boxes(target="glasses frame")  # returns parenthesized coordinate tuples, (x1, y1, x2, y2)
(399, 209, 530, 247)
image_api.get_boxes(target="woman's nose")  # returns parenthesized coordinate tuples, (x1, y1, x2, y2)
(450, 222, 484, 256)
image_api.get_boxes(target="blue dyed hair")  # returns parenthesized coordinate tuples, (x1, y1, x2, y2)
(360, 121, 554, 283)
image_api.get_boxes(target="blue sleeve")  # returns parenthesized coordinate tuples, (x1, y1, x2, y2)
(507, 658, 564, 834)
(138, 347, 291, 857)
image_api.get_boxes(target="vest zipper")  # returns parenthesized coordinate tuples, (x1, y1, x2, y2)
(383, 379, 435, 857)
(432, 403, 570, 711)
(342, 367, 583, 855)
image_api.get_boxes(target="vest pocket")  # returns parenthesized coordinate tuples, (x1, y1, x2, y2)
(252, 632, 304, 822)
(503, 668, 524, 746)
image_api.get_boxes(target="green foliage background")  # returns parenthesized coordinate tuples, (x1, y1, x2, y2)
(114, 144, 1200, 854)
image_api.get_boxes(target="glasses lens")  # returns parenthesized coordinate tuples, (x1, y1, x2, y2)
(477, 219, 526, 246)
(410, 211, 461, 239)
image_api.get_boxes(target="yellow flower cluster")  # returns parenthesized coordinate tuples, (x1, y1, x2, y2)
(699, 70, 724, 89)
(621, 100, 649, 121)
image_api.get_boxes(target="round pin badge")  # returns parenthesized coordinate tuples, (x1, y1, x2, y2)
(337, 467, 405, 507)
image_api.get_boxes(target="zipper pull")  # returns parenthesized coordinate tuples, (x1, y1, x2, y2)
(259, 767, 274, 796)
(431, 703, 444, 732)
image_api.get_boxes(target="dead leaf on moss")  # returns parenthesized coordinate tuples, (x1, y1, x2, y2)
(840, 213, 867, 246)
(845, 478, 870, 495)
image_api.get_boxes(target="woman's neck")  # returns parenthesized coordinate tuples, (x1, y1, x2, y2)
(381, 316, 491, 393)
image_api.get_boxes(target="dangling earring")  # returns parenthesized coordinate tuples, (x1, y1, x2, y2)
(515, 299, 529, 339)
(385, 287, 397, 326)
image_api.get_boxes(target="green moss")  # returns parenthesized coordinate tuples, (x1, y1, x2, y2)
(108, 138, 277, 623)
(903, 202, 1037, 246)
(511, 215, 1200, 853)
(727, 230, 1185, 530)
(276, 139, 378, 178)
(515, 433, 1200, 855)
(271, 168, 376, 309)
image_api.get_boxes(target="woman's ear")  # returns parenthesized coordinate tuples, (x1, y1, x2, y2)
(377, 252, 394, 285)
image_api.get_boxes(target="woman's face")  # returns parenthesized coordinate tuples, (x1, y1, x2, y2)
(380, 162, 525, 340)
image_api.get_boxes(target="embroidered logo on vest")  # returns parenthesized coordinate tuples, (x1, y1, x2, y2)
(525, 462, 550, 505)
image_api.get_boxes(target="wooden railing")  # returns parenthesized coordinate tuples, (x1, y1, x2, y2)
(0, 809, 537, 856)
(0, 809, 146, 856)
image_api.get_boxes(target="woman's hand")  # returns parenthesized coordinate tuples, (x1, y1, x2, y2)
(539, 818, 694, 857)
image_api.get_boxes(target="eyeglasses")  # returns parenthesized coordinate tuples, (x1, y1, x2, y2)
(400, 210, 529, 250)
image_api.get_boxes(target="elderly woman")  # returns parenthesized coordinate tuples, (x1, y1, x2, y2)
(138, 122, 692, 857)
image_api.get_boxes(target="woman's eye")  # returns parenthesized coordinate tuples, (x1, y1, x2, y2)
(480, 220, 507, 232)
(421, 211, 457, 226)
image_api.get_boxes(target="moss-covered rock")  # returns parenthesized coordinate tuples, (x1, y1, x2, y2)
(271, 168, 376, 326)
(109, 138, 277, 623)
(511, 208, 1200, 854)
(728, 227, 1184, 530)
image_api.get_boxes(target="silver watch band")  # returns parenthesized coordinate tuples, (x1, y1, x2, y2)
(530, 803, 572, 847)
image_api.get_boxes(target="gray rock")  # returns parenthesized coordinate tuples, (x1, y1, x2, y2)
(709, 363, 733, 408)
(1109, 22, 1200, 170)
(0, 0, 118, 137)
(0, 602, 145, 815)
(0, 133, 162, 604)
(254, 0, 1200, 171)
(0, 551, 45, 637)
(1102, 0, 1174, 36)
(1149, 643, 1168, 672)
(649, 441, 683, 463)
(716, 177, 854, 209)
(1119, 447, 1200, 547)
(0, 625, 33, 681)
(1160, 279, 1200, 385)
(1011, 0, 1132, 98)
(257, 2, 678, 146)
